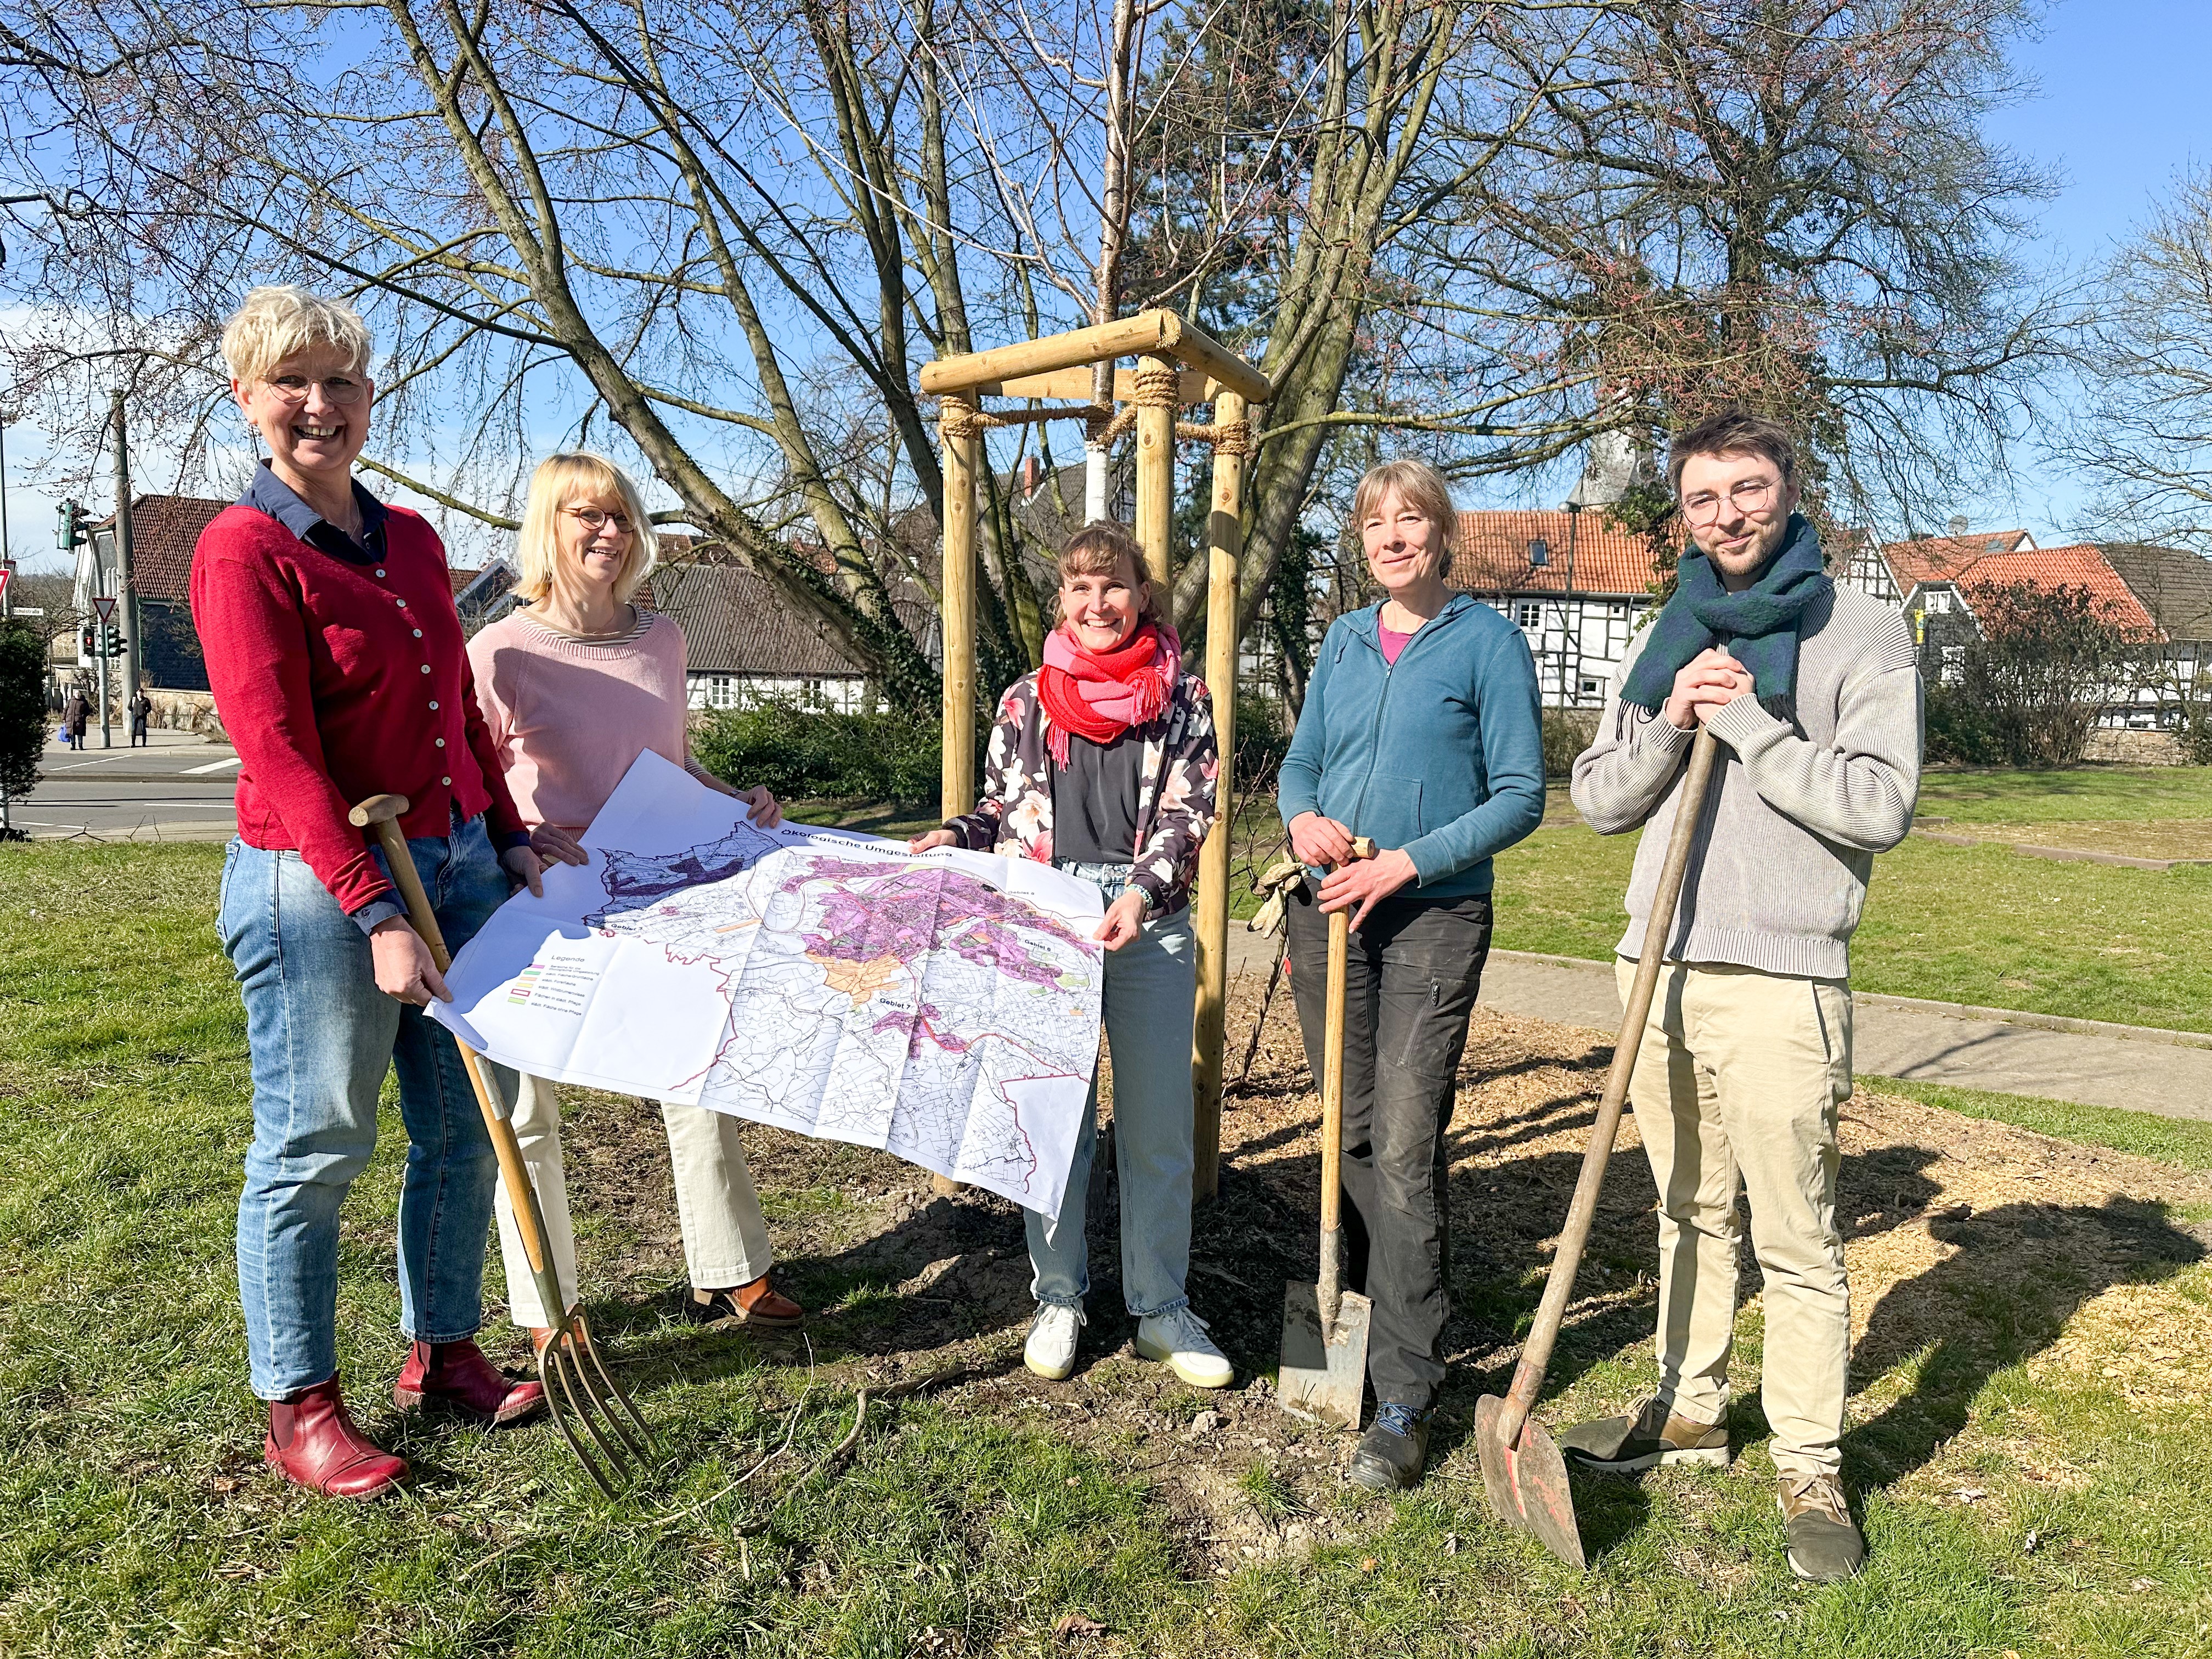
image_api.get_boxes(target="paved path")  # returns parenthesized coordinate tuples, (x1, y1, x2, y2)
(9, 731, 240, 841)
(1225, 928, 2212, 1125)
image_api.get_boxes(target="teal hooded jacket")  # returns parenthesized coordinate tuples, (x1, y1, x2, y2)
(1276, 594, 1546, 898)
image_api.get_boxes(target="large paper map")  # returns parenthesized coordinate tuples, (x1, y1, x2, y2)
(432, 751, 1105, 1215)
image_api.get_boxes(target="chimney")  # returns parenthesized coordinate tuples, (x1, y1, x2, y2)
(1022, 455, 1041, 499)
(1946, 515, 1969, 538)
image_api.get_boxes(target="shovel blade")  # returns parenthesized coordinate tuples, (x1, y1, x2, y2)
(1474, 1395, 1585, 1570)
(1278, 1280, 1372, 1429)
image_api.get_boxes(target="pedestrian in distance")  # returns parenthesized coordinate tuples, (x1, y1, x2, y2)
(469, 451, 805, 1345)
(910, 521, 1232, 1392)
(63, 684, 88, 750)
(1562, 409, 1922, 1584)
(128, 690, 153, 746)
(1276, 458, 1547, 1492)
(192, 285, 550, 1500)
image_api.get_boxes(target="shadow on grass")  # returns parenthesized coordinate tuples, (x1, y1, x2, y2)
(1843, 1193, 2207, 1488)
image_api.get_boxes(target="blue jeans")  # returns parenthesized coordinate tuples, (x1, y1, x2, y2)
(219, 815, 515, 1398)
(1027, 861, 1197, 1318)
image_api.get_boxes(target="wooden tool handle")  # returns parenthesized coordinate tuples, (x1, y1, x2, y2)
(1494, 726, 1720, 1448)
(1315, 837, 1375, 1328)
(364, 816, 565, 1303)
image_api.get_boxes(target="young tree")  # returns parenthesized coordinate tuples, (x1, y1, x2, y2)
(1941, 582, 2153, 769)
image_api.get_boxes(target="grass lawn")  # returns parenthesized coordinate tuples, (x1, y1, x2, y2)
(1914, 765, 2212, 825)
(8, 840, 2212, 1656)
(1489, 816, 2212, 1035)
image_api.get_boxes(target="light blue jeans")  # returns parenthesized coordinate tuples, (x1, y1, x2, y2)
(1027, 861, 1197, 1318)
(218, 815, 516, 1398)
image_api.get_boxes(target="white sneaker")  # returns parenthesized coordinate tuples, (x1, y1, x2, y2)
(1133, 1306, 1233, 1389)
(1024, 1302, 1085, 1380)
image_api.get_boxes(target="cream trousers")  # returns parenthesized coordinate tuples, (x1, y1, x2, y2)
(1616, 956, 1854, 1479)
(495, 1071, 776, 1329)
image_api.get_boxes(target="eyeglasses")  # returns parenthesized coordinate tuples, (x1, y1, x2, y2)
(263, 373, 368, 406)
(1681, 477, 1781, 523)
(566, 506, 635, 536)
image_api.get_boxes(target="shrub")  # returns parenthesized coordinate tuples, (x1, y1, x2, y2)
(1922, 680, 2005, 766)
(1923, 584, 2152, 769)
(1542, 707, 1600, 782)
(1231, 692, 1291, 792)
(0, 619, 43, 836)
(691, 699, 954, 803)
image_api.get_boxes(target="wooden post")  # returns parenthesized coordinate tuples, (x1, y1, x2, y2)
(934, 397, 980, 1201)
(1133, 353, 1177, 589)
(1189, 391, 1246, 1201)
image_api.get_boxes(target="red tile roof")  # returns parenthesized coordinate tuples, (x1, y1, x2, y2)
(1451, 510, 1671, 597)
(100, 496, 227, 605)
(107, 493, 479, 603)
(1882, 529, 2033, 565)
(1886, 539, 2158, 635)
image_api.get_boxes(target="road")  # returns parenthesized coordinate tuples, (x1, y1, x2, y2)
(8, 732, 240, 841)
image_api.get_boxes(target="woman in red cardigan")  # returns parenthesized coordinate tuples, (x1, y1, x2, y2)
(194, 286, 545, 1498)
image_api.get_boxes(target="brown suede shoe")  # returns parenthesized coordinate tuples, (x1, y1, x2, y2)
(1559, 1395, 1732, 1472)
(392, 1339, 546, 1425)
(265, 1376, 407, 1498)
(683, 1274, 805, 1328)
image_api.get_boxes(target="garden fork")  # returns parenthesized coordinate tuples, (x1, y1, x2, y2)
(351, 793, 654, 1498)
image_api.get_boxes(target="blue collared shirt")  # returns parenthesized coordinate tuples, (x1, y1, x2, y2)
(239, 462, 391, 567)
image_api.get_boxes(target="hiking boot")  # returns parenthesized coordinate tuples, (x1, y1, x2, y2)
(1559, 1396, 1731, 1472)
(1133, 1306, 1233, 1389)
(392, 1339, 545, 1426)
(265, 1375, 407, 1499)
(1779, 1472, 1865, 1583)
(1025, 1302, 1085, 1381)
(1348, 1402, 1431, 1492)
(682, 1274, 805, 1328)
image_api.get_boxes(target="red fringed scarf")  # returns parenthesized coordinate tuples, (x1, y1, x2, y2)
(1037, 620, 1181, 764)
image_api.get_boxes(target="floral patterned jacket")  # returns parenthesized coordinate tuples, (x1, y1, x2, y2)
(943, 669, 1219, 916)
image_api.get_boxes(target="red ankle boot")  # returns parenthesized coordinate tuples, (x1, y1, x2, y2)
(265, 1375, 407, 1498)
(393, 1339, 545, 1425)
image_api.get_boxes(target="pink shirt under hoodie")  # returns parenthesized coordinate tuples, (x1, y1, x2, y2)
(468, 608, 690, 835)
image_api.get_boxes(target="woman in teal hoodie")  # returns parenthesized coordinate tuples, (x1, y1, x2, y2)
(1277, 458, 1545, 1491)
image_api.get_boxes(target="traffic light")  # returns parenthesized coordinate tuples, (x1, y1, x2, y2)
(57, 499, 85, 553)
(101, 624, 122, 658)
(81, 625, 95, 657)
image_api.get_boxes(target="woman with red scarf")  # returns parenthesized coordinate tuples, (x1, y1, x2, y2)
(911, 522, 1226, 1389)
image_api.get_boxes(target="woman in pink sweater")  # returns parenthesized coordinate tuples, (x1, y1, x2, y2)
(469, 452, 803, 1341)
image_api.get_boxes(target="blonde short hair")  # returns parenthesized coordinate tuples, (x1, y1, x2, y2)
(219, 286, 373, 386)
(514, 453, 659, 604)
(1352, 459, 1458, 576)
(1057, 521, 1157, 619)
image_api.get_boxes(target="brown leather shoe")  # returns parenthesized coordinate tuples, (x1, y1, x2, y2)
(392, 1339, 546, 1425)
(265, 1375, 407, 1498)
(683, 1274, 805, 1328)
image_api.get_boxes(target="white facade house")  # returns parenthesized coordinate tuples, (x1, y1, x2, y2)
(1451, 509, 1664, 707)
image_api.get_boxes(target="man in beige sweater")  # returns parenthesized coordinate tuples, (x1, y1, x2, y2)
(1565, 411, 1922, 1583)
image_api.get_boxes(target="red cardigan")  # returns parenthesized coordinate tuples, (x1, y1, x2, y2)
(190, 501, 525, 916)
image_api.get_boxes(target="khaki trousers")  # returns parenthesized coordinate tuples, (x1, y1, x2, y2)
(1615, 957, 1853, 1479)
(495, 1072, 776, 1329)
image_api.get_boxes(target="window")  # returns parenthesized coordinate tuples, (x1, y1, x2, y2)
(1580, 678, 1602, 695)
(1516, 602, 1542, 629)
(1923, 589, 1954, 615)
(1940, 645, 1964, 679)
(1609, 600, 1629, 617)
(1527, 539, 1549, 568)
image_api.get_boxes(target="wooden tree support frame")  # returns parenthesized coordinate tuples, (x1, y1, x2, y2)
(923, 309, 1271, 1200)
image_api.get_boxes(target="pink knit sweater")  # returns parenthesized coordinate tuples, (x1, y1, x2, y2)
(468, 610, 691, 834)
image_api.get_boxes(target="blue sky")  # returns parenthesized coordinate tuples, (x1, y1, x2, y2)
(1953, 0, 2212, 543)
(8, 1, 2211, 574)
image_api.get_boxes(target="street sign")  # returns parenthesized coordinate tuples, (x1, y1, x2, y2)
(0, 567, 10, 604)
(92, 594, 117, 623)
(10, 607, 43, 617)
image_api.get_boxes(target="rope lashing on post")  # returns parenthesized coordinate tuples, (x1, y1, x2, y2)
(1174, 418, 1252, 454)
(939, 399, 1104, 440)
